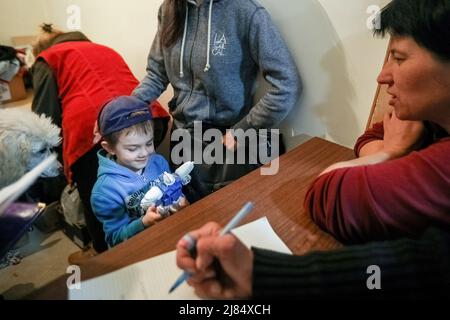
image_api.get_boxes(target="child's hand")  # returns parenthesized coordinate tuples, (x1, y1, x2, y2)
(179, 196, 190, 209)
(142, 205, 163, 227)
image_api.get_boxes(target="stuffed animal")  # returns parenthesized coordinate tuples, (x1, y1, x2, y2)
(0, 108, 61, 189)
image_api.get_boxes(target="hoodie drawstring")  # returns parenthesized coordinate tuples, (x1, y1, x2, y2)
(179, 2, 189, 78)
(179, 0, 214, 77)
(204, 0, 214, 72)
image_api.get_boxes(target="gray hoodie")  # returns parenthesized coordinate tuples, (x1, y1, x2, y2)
(133, 0, 301, 130)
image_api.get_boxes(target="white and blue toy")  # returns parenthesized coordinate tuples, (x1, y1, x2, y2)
(140, 161, 194, 217)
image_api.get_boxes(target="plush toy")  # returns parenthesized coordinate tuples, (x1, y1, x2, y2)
(140, 161, 194, 217)
(0, 108, 61, 189)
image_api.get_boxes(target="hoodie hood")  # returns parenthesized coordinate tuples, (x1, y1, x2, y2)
(96, 150, 170, 182)
(97, 149, 146, 182)
(187, 0, 222, 7)
(187, 0, 204, 5)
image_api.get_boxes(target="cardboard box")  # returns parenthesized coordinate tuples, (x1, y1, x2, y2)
(11, 36, 36, 47)
(0, 80, 11, 102)
(0, 74, 27, 103)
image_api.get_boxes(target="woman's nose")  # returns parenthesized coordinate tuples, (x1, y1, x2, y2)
(377, 62, 394, 85)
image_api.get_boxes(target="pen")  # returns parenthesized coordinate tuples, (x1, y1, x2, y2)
(168, 201, 254, 293)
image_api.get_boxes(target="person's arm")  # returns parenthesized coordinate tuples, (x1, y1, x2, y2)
(305, 138, 450, 244)
(320, 112, 425, 175)
(132, 6, 170, 103)
(358, 140, 384, 157)
(31, 59, 62, 127)
(176, 223, 450, 299)
(176, 222, 253, 299)
(354, 122, 385, 157)
(91, 191, 148, 247)
(232, 8, 301, 132)
(355, 119, 440, 158)
(253, 226, 450, 299)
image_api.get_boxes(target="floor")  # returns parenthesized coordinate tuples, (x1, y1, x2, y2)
(0, 93, 80, 300)
(0, 89, 34, 110)
(0, 227, 80, 299)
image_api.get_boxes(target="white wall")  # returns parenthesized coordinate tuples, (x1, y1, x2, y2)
(0, 0, 48, 45)
(41, 0, 161, 79)
(40, 0, 175, 105)
(259, 0, 391, 148)
(0, 0, 391, 148)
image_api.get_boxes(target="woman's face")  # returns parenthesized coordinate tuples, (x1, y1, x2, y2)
(377, 36, 450, 125)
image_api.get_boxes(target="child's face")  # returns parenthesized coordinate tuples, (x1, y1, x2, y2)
(110, 131, 155, 172)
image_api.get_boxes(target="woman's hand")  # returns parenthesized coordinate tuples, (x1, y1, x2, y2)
(223, 130, 238, 151)
(382, 109, 425, 158)
(176, 222, 253, 299)
(319, 110, 426, 176)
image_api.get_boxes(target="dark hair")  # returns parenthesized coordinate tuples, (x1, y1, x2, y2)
(103, 111, 154, 146)
(160, 0, 186, 48)
(374, 0, 450, 61)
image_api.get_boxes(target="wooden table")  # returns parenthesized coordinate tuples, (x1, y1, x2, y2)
(30, 137, 354, 299)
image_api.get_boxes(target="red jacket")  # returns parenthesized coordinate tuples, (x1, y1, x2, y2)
(38, 41, 154, 181)
(305, 122, 450, 244)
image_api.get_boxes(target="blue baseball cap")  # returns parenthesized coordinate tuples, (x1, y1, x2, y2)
(98, 96, 153, 136)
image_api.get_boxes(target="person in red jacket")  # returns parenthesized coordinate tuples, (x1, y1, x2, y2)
(31, 25, 169, 262)
(304, 1, 450, 244)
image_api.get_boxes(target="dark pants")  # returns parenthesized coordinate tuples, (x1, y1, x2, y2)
(171, 123, 284, 204)
(71, 145, 108, 253)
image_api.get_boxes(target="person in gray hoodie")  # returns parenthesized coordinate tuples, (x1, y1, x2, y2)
(133, 0, 301, 201)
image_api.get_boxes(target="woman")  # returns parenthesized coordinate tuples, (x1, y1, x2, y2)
(175, 0, 450, 298)
(304, 0, 450, 244)
(133, 0, 301, 201)
(31, 25, 169, 260)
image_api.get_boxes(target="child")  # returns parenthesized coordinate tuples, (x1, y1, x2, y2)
(91, 96, 185, 247)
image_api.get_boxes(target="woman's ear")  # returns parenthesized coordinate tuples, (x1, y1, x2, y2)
(101, 141, 114, 155)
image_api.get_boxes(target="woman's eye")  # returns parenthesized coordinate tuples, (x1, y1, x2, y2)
(127, 148, 137, 152)
(392, 56, 404, 64)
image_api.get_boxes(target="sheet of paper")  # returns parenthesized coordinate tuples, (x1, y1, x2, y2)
(69, 216, 291, 300)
